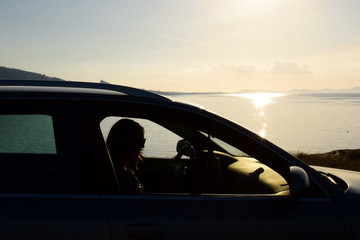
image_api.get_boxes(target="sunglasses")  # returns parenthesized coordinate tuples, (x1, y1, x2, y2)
(136, 138, 146, 147)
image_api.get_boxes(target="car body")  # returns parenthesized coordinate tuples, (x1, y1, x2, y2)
(0, 80, 358, 239)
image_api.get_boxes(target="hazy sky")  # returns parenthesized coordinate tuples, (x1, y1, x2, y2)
(1, 0, 360, 92)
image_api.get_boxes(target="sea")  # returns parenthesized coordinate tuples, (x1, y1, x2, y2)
(101, 91, 360, 158)
(167, 92, 360, 154)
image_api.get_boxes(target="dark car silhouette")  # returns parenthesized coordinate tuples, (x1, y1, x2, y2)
(0, 80, 358, 239)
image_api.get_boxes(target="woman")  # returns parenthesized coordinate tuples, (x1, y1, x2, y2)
(106, 118, 145, 194)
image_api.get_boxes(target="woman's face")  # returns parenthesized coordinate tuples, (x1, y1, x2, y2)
(133, 134, 145, 155)
(127, 133, 145, 170)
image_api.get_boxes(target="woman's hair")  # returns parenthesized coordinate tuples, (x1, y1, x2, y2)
(106, 119, 145, 171)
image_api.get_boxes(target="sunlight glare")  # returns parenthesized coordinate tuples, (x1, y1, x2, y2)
(228, 92, 284, 109)
(242, 0, 272, 11)
(259, 129, 266, 138)
(226, 92, 284, 138)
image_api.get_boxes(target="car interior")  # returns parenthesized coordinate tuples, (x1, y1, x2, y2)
(100, 113, 290, 196)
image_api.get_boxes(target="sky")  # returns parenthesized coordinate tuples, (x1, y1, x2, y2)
(1, 0, 360, 92)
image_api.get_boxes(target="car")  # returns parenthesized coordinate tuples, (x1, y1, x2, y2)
(0, 79, 358, 240)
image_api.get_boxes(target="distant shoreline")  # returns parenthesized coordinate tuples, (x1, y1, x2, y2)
(2, 66, 360, 95)
(153, 90, 360, 96)
(295, 149, 360, 172)
(317, 149, 360, 157)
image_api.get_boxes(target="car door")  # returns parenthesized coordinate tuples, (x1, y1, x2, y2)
(103, 151, 344, 239)
(0, 102, 111, 239)
(103, 194, 344, 239)
(98, 103, 345, 239)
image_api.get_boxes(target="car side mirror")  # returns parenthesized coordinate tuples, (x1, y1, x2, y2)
(290, 166, 310, 197)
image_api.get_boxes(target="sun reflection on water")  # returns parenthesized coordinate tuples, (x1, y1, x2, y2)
(227, 93, 284, 137)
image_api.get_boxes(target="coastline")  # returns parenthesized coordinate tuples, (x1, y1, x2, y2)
(295, 149, 360, 172)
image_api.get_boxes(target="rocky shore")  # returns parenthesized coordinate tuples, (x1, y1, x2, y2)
(295, 149, 360, 171)
(320, 149, 360, 159)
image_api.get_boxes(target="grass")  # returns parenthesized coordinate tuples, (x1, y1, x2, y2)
(293, 149, 360, 172)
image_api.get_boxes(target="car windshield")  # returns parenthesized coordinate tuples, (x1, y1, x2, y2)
(200, 131, 248, 157)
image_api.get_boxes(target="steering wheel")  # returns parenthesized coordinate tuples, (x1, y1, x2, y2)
(171, 140, 194, 175)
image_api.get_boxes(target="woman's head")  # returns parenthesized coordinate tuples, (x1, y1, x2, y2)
(106, 119, 145, 171)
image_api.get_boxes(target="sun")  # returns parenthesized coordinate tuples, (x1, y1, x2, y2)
(242, 0, 274, 12)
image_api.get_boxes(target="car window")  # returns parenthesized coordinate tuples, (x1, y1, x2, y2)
(101, 116, 182, 158)
(100, 115, 289, 196)
(199, 131, 248, 157)
(0, 114, 79, 194)
(0, 114, 56, 154)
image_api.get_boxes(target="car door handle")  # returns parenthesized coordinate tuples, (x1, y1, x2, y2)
(126, 224, 167, 240)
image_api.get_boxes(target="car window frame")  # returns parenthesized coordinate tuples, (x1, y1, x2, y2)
(0, 99, 119, 195)
(86, 99, 318, 196)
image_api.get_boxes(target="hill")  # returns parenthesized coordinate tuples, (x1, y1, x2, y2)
(0, 66, 64, 81)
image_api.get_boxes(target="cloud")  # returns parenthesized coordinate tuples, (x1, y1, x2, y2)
(158, 35, 237, 50)
(183, 63, 257, 75)
(268, 61, 311, 75)
(211, 63, 257, 74)
(184, 61, 311, 77)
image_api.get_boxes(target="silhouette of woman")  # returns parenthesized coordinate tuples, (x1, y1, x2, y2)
(106, 119, 145, 194)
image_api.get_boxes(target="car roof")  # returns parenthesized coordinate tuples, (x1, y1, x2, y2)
(0, 80, 171, 102)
